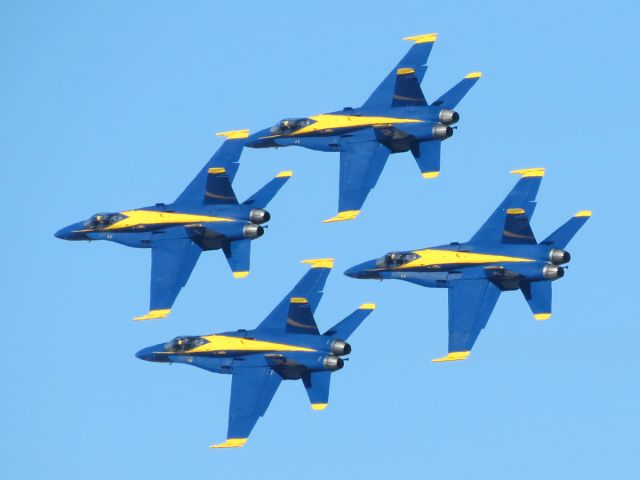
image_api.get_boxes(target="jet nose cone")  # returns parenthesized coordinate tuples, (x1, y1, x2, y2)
(136, 346, 158, 362)
(54, 228, 66, 239)
(344, 260, 380, 279)
(55, 223, 89, 241)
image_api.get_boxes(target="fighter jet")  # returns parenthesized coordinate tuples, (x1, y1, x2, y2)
(136, 258, 374, 448)
(246, 33, 481, 223)
(55, 131, 292, 321)
(345, 168, 590, 362)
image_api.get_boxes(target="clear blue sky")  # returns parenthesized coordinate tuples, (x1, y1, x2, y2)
(2, 1, 637, 478)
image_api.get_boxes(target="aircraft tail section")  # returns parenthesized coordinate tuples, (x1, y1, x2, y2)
(411, 141, 441, 179)
(323, 303, 376, 340)
(223, 239, 251, 278)
(243, 171, 293, 209)
(541, 211, 592, 249)
(520, 281, 552, 320)
(302, 371, 331, 411)
(431, 72, 482, 109)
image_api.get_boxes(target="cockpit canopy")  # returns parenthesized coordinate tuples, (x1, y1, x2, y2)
(164, 336, 207, 353)
(270, 117, 315, 135)
(83, 212, 125, 229)
(376, 252, 419, 268)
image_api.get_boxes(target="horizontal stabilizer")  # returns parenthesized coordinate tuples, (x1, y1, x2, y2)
(223, 239, 251, 278)
(520, 281, 552, 320)
(432, 72, 482, 109)
(411, 141, 441, 179)
(243, 171, 292, 208)
(323, 303, 375, 339)
(302, 371, 331, 411)
(541, 211, 591, 249)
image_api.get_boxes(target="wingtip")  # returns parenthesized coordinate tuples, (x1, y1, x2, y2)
(301, 258, 335, 269)
(510, 167, 546, 178)
(359, 303, 376, 310)
(275, 170, 293, 178)
(210, 438, 248, 449)
(432, 351, 470, 363)
(133, 309, 171, 321)
(322, 210, 360, 223)
(403, 33, 438, 44)
(534, 313, 552, 321)
(421, 171, 440, 179)
(311, 403, 328, 411)
(216, 129, 250, 140)
(574, 210, 592, 218)
(232, 271, 250, 279)
(465, 71, 483, 79)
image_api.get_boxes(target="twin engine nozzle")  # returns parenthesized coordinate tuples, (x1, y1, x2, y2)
(543, 264, 565, 281)
(242, 209, 271, 239)
(323, 355, 345, 371)
(438, 109, 460, 125)
(549, 248, 571, 265)
(243, 224, 264, 239)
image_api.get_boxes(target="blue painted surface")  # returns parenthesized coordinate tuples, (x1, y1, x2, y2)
(2, 1, 638, 478)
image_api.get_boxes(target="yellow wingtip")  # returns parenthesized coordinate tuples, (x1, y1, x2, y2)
(133, 309, 171, 321)
(311, 403, 328, 411)
(510, 167, 546, 178)
(208, 167, 226, 174)
(403, 33, 438, 44)
(574, 210, 592, 218)
(210, 438, 248, 449)
(290, 297, 309, 304)
(465, 71, 483, 79)
(301, 258, 335, 269)
(359, 303, 376, 310)
(421, 171, 440, 179)
(432, 351, 470, 363)
(216, 129, 250, 140)
(232, 271, 250, 279)
(322, 210, 360, 223)
(534, 313, 552, 321)
(275, 170, 293, 178)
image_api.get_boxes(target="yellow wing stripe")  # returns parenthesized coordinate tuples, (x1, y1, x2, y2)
(421, 171, 440, 179)
(534, 313, 552, 321)
(323, 210, 360, 223)
(210, 438, 247, 449)
(574, 210, 592, 217)
(359, 303, 376, 310)
(311, 403, 328, 411)
(133, 309, 171, 321)
(275, 170, 293, 178)
(465, 71, 482, 79)
(232, 271, 249, 279)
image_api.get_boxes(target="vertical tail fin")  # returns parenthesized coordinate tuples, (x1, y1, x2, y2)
(223, 239, 251, 279)
(323, 303, 376, 339)
(541, 211, 592, 249)
(431, 72, 482, 109)
(520, 281, 552, 320)
(243, 171, 293, 208)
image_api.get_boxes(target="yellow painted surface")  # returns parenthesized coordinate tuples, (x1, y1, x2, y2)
(465, 71, 482, 79)
(84, 210, 235, 231)
(510, 167, 545, 178)
(506, 208, 525, 215)
(133, 309, 171, 321)
(432, 351, 470, 363)
(275, 170, 293, 178)
(190, 335, 316, 354)
(403, 33, 438, 44)
(216, 129, 250, 139)
(397, 67, 415, 75)
(311, 403, 328, 411)
(292, 114, 423, 136)
(232, 271, 249, 279)
(534, 313, 552, 320)
(210, 438, 247, 449)
(359, 303, 376, 310)
(574, 210, 592, 217)
(400, 249, 535, 269)
(208, 167, 226, 174)
(323, 210, 360, 223)
(301, 258, 334, 269)
(421, 171, 440, 179)
(290, 297, 309, 304)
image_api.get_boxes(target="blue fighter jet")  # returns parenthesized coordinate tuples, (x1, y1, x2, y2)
(136, 258, 374, 448)
(345, 168, 590, 362)
(55, 131, 292, 321)
(246, 33, 481, 223)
